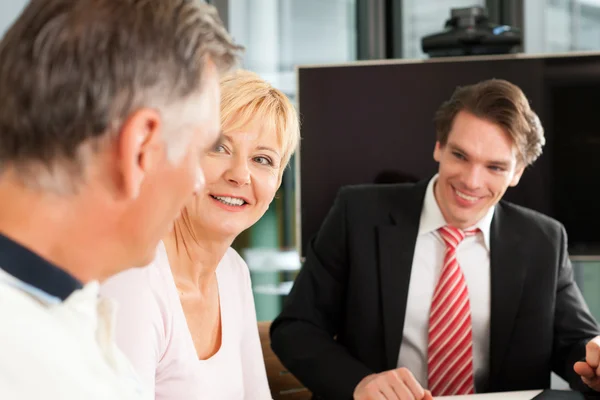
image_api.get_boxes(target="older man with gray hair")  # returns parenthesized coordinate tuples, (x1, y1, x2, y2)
(0, 0, 241, 398)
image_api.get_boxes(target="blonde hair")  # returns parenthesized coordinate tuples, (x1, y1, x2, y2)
(219, 70, 300, 170)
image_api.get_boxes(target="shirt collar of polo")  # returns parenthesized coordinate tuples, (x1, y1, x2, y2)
(0, 233, 82, 301)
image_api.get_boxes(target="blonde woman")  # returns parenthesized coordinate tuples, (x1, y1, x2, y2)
(101, 70, 300, 400)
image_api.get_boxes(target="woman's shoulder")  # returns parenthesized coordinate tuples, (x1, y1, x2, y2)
(220, 246, 249, 270)
(218, 247, 252, 285)
(100, 242, 175, 307)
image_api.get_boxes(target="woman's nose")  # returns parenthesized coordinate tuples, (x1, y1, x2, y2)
(225, 157, 251, 186)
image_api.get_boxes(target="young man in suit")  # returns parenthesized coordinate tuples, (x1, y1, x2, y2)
(271, 79, 600, 400)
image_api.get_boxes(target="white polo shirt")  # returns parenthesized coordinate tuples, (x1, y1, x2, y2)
(0, 233, 150, 400)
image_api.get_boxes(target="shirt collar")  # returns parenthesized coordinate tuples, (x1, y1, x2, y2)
(0, 233, 82, 301)
(418, 174, 495, 250)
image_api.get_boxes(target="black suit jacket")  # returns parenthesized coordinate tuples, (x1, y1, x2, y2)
(270, 180, 600, 400)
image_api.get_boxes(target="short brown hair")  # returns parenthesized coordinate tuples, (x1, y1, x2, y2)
(434, 79, 545, 166)
(0, 0, 242, 191)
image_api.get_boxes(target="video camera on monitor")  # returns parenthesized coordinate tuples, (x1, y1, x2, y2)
(421, 6, 522, 57)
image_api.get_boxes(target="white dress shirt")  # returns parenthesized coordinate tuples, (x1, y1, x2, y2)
(397, 175, 494, 392)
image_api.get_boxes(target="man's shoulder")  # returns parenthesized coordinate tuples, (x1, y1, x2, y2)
(0, 274, 58, 319)
(497, 200, 565, 240)
(0, 280, 79, 366)
(499, 201, 563, 228)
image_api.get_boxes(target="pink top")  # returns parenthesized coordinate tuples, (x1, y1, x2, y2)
(100, 242, 272, 400)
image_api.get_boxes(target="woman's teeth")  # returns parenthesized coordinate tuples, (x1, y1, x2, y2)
(212, 195, 245, 206)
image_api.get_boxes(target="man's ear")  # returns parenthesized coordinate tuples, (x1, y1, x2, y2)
(117, 108, 164, 199)
(433, 141, 442, 162)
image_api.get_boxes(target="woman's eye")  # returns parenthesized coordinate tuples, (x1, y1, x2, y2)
(213, 144, 226, 153)
(254, 156, 272, 166)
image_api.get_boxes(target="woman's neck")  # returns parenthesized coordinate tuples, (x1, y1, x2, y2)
(163, 214, 233, 293)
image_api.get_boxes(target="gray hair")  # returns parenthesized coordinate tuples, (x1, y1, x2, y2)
(0, 0, 242, 193)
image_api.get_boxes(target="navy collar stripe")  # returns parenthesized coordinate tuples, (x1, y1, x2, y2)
(0, 233, 82, 301)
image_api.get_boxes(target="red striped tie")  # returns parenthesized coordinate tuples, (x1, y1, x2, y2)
(427, 226, 478, 396)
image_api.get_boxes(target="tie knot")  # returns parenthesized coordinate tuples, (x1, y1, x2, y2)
(439, 226, 478, 249)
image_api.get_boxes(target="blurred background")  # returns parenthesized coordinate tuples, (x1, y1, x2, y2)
(204, 0, 600, 326)
(3, 0, 600, 341)
(3, 0, 600, 390)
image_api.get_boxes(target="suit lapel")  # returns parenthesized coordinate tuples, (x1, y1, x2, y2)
(488, 203, 528, 389)
(378, 181, 427, 370)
